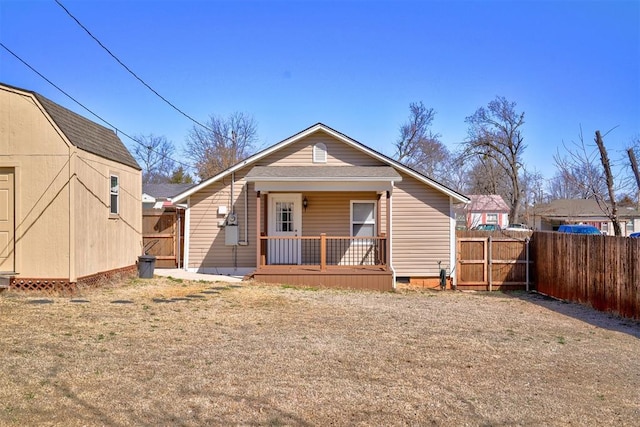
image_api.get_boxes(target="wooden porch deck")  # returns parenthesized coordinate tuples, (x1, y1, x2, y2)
(251, 265, 394, 291)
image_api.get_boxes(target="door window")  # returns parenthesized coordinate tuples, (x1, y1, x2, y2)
(276, 201, 294, 232)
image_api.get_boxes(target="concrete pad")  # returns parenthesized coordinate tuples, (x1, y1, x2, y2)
(153, 269, 243, 283)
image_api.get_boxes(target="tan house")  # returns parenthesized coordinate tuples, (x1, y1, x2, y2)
(0, 83, 142, 291)
(533, 198, 640, 236)
(172, 123, 469, 291)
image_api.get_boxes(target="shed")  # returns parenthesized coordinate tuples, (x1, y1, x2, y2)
(0, 83, 142, 291)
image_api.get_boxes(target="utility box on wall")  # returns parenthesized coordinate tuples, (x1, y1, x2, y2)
(225, 225, 238, 246)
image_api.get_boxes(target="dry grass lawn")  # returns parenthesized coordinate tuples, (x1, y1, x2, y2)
(1, 277, 639, 426)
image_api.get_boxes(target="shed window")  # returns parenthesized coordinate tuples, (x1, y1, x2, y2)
(110, 175, 119, 215)
(351, 201, 376, 240)
(486, 213, 498, 224)
(313, 143, 327, 163)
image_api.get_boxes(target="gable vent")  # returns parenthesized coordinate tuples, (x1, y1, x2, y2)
(313, 143, 327, 163)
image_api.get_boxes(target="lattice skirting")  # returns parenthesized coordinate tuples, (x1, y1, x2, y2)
(10, 278, 76, 293)
(78, 265, 137, 288)
(9, 265, 137, 293)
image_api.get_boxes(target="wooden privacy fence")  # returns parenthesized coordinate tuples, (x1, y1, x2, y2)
(532, 231, 640, 320)
(456, 231, 533, 291)
(142, 209, 185, 268)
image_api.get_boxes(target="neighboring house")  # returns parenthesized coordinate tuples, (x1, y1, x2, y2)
(142, 183, 192, 268)
(142, 183, 193, 209)
(532, 198, 640, 236)
(0, 83, 142, 291)
(172, 123, 469, 291)
(462, 194, 510, 229)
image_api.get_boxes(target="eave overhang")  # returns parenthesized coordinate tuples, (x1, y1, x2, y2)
(245, 166, 401, 192)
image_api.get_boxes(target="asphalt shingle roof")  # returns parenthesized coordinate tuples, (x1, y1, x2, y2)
(143, 183, 195, 199)
(31, 90, 140, 170)
(245, 166, 402, 181)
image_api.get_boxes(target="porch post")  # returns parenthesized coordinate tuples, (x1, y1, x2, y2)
(255, 191, 261, 267)
(320, 233, 327, 271)
(376, 193, 382, 236)
(386, 190, 391, 269)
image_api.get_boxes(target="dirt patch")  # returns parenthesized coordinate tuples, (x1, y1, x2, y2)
(1, 278, 639, 426)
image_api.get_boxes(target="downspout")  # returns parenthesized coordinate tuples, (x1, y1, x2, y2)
(183, 196, 191, 271)
(231, 172, 235, 214)
(450, 197, 457, 290)
(231, 172, 237, 269)
(176, 209, 181, 269)
(388, 185, 396, 289)
(241, 182, 249, 245)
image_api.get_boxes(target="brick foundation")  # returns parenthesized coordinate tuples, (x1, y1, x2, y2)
(409, 276, 452, 290)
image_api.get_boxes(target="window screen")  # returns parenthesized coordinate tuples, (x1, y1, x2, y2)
(351, 202, 375, 237)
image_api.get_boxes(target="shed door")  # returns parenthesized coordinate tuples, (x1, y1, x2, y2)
(268, 194, 302, 264)
(0, 168, 15, 273)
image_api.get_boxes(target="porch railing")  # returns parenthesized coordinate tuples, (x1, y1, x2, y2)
(259, 233, 387, 270)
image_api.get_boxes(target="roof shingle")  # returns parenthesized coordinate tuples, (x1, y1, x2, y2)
(23, 87, 140, 170)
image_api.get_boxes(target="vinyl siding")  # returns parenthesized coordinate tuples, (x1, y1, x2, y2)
(259, 131, 386, 167)
(184, 129, 454, 277)
(301, 191, 378, 237)
(187, 167, 257, 270)
(392, 172, 452, 277)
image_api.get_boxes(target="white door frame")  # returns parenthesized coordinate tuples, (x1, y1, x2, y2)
(0, 168, 15, 273)
(267, 193, 302, 264)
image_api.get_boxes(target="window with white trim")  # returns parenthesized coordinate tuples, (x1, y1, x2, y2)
(351, 201, 376, 241)
(486, 213, 498, 224)
(626, 220, 634, 234)
(313, 143, 327, 163)
(110, 174, 119, 216)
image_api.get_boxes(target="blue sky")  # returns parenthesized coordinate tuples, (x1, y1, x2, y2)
(1, 0, 638, 183)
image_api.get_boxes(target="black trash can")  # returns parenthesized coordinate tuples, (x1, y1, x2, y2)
(137, 255, 156, 278)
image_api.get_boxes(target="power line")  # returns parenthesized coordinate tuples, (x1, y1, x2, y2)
(0, 42, 194, 172)
(54, 0, 213, 133)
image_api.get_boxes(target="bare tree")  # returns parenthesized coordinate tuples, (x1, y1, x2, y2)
(463, 96, 526, 222)
(627, 146, 640, 207)
(464, 156, 511, 197)
(132, 134, 176, 184)
(520, 169, 546, 224)
(554, 129, 626, 236)
(185, 112, 258, 180)
(394, 102, 454, 184)
(547, 161, 607, 200)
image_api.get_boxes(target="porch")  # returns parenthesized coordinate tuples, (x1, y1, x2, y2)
(252, 234, 394, 291)
(245, 165, 401, 291)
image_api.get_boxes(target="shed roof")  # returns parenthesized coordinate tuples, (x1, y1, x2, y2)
(34, 93, 140, 170)
(2, 82, 140, 170)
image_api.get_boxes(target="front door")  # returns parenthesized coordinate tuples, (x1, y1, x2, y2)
(268, 193, 302, 264)
(0, 168, 15, 273)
